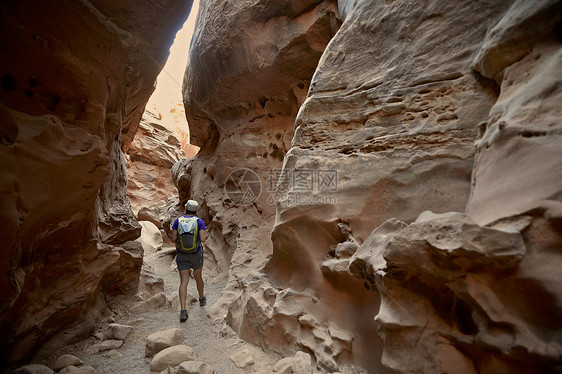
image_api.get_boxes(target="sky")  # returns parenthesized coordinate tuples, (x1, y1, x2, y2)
(146, 0, 200, 128)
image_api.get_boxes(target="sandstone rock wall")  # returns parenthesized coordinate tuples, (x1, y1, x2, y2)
(127, 109, 185, 216)
(174, 0, 340, 282)
(182, 0, 562, 373)
(0, 0, 192, 367)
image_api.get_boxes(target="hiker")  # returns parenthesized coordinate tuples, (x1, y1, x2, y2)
(170, 199, 207, 322)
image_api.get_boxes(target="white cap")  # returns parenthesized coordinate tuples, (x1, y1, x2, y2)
(185, 200, 198, 212)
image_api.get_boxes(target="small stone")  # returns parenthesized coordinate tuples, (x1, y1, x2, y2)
(109, 323, 135, 340)
(229, 349, 254, 369)
(58, 366, 96, 374)
(13, 364, 54, 374)
(146, 328, 186, 357)
(150, 345, 196, 372)
(127, 318, 145, 326)
(131, 293, 167, 313)
(293, 351, 312, 374)
(176, 360, 215, 374)
(54, 354, 83, 371)
(98, 339, 123, 351)
(104, 350, 123, 359)
(273, 357, 294, 374)
(85, 344, 100, 355)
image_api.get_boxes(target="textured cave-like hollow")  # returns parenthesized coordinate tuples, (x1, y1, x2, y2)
(0, 0, 192, 367)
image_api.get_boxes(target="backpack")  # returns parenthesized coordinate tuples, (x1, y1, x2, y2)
(177, 216, 200, 253)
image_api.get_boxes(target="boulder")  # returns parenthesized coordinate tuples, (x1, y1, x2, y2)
(139, 263, 165, 297)
(350, 211, 559, 373)
(138, 207, 163, 229)
(13, 364, 53, 374)
(137, 221, 164, 254)
(131, 293, 167, 313)
(273, 357, 294, 374)
(98, 340, 123, 352)
(146, 328, 186, 357)
(150, 345, 196, 372)
(54, 355, 83, 371)
(293, 352, 312, 374)
(103, 350, 123, 359)
(58, 366, 96, 374)
(176, 361, 215, 374)
(108, 324, 134, 341)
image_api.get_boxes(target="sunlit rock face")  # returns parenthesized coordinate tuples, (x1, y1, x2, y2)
(127, 109, 184, 216)
(281, 0, 560, 373)
(0, 0, 192, 367)
(243, 0, 505, 371)
(177, 1, 340, 284)
(352, 1, 562, 372)
(185, 0, 561, 373)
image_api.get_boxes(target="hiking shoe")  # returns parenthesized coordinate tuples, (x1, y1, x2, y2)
(199, 296, 206, 306)
(180, 309, 188, 322)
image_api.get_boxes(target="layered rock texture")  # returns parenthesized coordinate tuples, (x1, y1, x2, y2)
(0, 0, 192, 367)
(169, 0, 341, 283)
(180, 0, 562, 373)
(127, 109, 185, 215)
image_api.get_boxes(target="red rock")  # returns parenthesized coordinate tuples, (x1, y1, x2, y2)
(0, 0, 193, 366)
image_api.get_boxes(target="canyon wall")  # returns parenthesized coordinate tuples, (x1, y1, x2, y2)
(171, 0, 340, 283)
(0, 0, 192, 367)
(127, 109, 185, 216)
(182, 0, 562, 373)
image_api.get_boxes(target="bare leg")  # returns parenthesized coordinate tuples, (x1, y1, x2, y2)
(193, 268, 204, 300)
(179, 269, 190, 310)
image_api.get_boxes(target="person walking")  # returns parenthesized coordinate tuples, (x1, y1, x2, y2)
(170, 199, 207, 322)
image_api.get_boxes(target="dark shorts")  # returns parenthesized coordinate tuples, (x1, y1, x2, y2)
(176, 250, 203, 271)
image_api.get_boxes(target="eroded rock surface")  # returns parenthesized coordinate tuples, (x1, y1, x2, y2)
(174, 0, 340, 289)
(127, 109, 185, 215)
(226, 0, 505, 371)
(0, 0, 192, 367)
(182, 0, 562, 373)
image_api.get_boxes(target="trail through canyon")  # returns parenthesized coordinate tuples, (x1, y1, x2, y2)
(44, 241, 282, 374)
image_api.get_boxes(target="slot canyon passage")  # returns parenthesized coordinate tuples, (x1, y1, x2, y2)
(1, 0, 562, 373)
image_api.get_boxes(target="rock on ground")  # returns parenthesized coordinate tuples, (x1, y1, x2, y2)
(273, 357, 294, 374)
(108, 324, 134, 341)
(293, 352, 313, 374)
(176, 360, 215, 374)
(130, 293, 167, 313)
(150, 345, 196, 372)
(145, 328, 186, 357)
(58, 366, 97, 374)
(54, 354, 83, 371)
(229, 348, 255, 369)
(98, 340, 123, 352)
(13, 364, 54, 374)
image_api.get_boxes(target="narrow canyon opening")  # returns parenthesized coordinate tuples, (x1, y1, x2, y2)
(1, 1, 561, 374)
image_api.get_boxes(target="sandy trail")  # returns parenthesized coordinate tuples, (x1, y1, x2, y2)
(47, 243, 281, 374)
